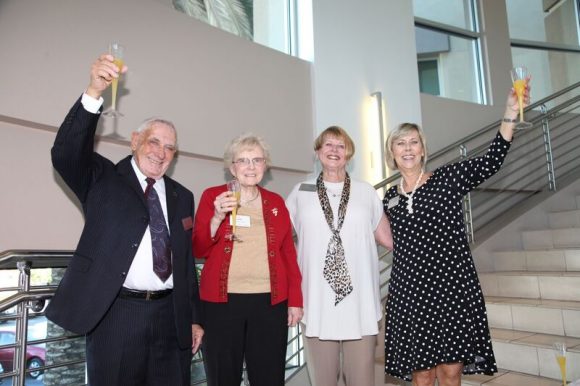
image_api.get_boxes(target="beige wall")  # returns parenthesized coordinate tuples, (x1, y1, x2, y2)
(0, 0, 313, 251)
(0, 0, 313, 170)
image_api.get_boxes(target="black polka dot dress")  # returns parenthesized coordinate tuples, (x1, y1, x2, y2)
(383, 132, 510, 380)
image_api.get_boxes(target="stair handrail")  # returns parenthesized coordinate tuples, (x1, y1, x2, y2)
(0, 249, 72, 269)
(374, 80, 580, 191)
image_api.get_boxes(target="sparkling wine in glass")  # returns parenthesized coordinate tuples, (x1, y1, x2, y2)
(554, 342, 567, 386)
(227, 179, 242, 242)
(103, 42, 125, 118)
(510, 66, 532, 130)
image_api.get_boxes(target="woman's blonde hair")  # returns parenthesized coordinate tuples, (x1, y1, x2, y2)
(223, 132, 271, 169)
(313, 126, 355, 160)
(385, 123, 428, 170)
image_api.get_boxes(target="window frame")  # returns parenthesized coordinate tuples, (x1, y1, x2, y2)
(413, 0, 487, 104)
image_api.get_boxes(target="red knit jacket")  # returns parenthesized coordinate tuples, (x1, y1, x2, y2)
(192, 184, 303, 307)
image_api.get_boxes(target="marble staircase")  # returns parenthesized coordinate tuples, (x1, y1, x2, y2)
(469, 192, 580, 385)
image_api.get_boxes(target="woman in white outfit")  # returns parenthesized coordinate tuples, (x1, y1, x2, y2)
(286, 126, 393, 386)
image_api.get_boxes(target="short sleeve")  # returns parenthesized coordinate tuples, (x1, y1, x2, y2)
(285, 183, 300, 228)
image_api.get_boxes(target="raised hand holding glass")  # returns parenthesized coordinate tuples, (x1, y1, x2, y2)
(226, 179, 242, 242)
(103, 42, 125, 118)
(510, 66, 532, 130)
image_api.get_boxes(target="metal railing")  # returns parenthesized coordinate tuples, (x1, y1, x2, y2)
(0, 250, 303, 385)
(0, 251, 78, 386)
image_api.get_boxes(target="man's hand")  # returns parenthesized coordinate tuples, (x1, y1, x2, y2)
(86, 53, 128, 100)
(191, 324, 204, 354)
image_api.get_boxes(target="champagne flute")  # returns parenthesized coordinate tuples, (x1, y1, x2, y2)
(510, 66, 532, 129)
(554, 342, 567, 386)
(103, 42, 125, 118)
(227, 179, 242, 242)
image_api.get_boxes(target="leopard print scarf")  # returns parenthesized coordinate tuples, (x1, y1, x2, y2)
(316, 172, 353, 305)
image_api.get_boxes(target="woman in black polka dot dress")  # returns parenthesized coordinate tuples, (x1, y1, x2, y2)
(382, 85, 530, 385)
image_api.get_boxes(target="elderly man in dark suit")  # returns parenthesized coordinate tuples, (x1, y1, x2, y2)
(46, 53, 204, 386)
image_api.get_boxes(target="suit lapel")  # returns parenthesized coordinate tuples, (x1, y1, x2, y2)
(164, 176, 177, 227)
(117, 156, 147, 206)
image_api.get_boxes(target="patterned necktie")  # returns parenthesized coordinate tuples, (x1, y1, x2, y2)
(144, 178, 172, 282)
(316, 173, 353, 305)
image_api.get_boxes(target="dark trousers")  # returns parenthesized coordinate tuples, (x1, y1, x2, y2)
(202, 293, 288, 386)
(86, 293, 191, 386)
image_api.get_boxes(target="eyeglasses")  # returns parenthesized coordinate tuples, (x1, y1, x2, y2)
(232, 157, 266, 166)
(146, 138, 177, 154)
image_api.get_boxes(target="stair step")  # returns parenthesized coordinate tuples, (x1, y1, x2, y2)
(492, 249, 580, 272)
(462, 369, 563, 386)
(549, 209, 580, 229)
(490, 328, 580, 380)
(522, 228, 580, 250)
(486, 296, 580, 337)
(480, 271, 580, 301)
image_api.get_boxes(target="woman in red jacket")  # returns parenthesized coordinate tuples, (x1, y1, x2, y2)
(193, 133, 303, 386)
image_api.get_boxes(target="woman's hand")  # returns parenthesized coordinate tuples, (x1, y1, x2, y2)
(209, 191, 239, 238)
(287, 307, 304, 327)
(212, 191, 238, 221)
(501, 76, 531, 141)
(506, 75, 531, 116)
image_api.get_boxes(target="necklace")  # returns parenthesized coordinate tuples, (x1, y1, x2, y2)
(399, 169, 424, 214)
(241, 189, 260, 205)
(324, 181, 344, 198)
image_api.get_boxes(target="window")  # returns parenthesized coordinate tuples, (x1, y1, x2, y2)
(173, 0, 313, 61)
(413, 0, 476, 30)
(413, 0, 484, 104)
(418, 59, 440, 96)
(507, 0, 580, 100)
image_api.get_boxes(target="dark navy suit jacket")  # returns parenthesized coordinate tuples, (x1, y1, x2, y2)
(46, 97, 201, 349)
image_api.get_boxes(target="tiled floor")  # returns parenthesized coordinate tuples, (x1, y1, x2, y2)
(374, 359, 566, 386)
(372, 365, 565, 386)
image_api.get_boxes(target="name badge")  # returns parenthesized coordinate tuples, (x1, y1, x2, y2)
(299, 183, 317, 192)
(230, 215, 251, 228)
(387, 196, 400, 209)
